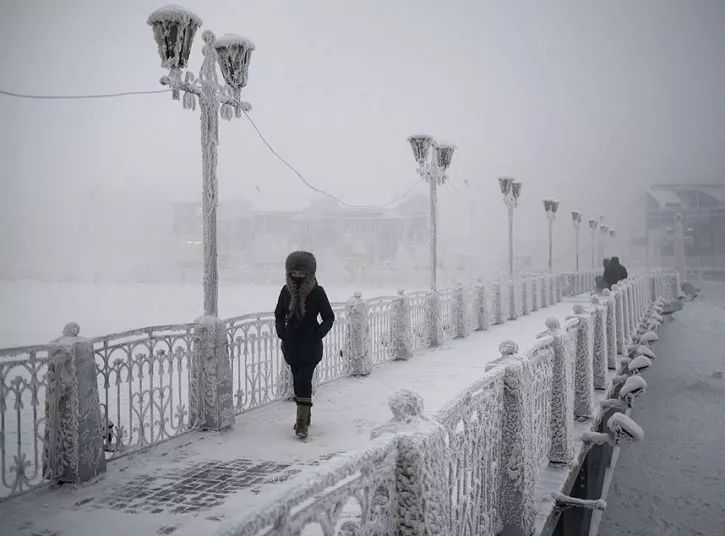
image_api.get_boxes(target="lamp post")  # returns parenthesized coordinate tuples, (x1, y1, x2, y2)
(588, 218, 599, 269)
(499, 177, 523, 277)
(407, 135, 455, 291)
(147, 6, 254, 317)
(543, 199, 559, 272)
(674, 213, 685, 280)
(599, 223, 610, 265)
(571, 211, 582, 271)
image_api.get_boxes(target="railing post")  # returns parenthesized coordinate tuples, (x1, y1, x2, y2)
(522, 277, 530, 316)
(494, 341, 536, 536)
(612, 284, 626, 353)
(392, 290, 412, 360)
(43, 322, 106, 484)
(509, 280, 519, 320)
(454, 283, 467, 338)
(568, 306, 594, 420)
(370, 390, 449, 536)
(426, 291, 440, 347)
(191, 316, 235, 430)
(476, 279, 489, 331)
(539, 318, 575, 464)
(602, 289, 617, 368)
(532, 277, 540, 312)
(345, 292, 373, 375)
(494, 280, 504, 325)
(589, 297, 608, 389)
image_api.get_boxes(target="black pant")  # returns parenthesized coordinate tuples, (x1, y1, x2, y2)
(289, 363, 316, 406)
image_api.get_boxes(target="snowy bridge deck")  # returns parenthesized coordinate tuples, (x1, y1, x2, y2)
(0, 295, 600, 536)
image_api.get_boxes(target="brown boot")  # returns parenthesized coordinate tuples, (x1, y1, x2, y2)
(295, 405, 310, 439)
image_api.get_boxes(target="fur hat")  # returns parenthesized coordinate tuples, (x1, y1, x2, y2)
(285, 251, 317, 276)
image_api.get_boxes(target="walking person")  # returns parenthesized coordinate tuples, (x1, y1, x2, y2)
(274, 251, 335, 439)
(604, 256, 628, 289)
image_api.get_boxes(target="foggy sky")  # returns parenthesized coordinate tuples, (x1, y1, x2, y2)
(1, 0, 724, 275)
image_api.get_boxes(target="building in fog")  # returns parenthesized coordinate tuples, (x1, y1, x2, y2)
(171, 194, 429, 283)
(629, 184, 725, 270)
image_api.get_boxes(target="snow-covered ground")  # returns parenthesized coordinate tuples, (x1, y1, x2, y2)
(0, 297, 582, 536)
(0, 280, 393, 347)
(599, 280, 725, 536)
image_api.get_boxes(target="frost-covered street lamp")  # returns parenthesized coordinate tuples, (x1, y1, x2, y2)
(588, 218, 598, 269)
(499, 177, 523, 277)
(571, 211, 582, 271)
(408, 135, 455, 291)
(599, 223, 610, 266)
(148, 5, 254, 316)
(543, 199, 559, 272)
(608, 228, 616, 258)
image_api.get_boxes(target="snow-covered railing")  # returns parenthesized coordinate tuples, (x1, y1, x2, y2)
(0, 269, 599, 504)
(0, 344, 54, 501)
(218, 271, 675, 535)
(92, 324, 200, 461)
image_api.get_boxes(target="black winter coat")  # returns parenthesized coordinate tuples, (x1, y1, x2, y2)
(274, 285, 335, 366)
(603, 262, 628, 288)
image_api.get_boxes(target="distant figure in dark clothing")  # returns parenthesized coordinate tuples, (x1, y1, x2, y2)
(595, 258, 610, 292)
(274, 251, 335, 439)
(604, 256, 628, 289)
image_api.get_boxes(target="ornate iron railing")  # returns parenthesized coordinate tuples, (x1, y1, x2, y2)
(436, 367, 506, 536)
(92, 324, 200, 461)
(408, 291, 429, 352)
(225, 434, 399, 535)
(226, 312, 284, 413)
(0, 345, 53, 501)
(367, 297, 396, 365)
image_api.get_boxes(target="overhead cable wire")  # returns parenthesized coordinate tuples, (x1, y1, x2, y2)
(0, 86, 422, 210)
(0, 88, 173, 99)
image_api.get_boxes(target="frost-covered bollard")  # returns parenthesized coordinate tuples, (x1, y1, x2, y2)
(425, 291, 440, 347)
(541, 276, 550, 308)
(589, 297, 608, 389)
(371, 390, 449, 536)
(539, 318, 574, 464)
(522, 278, 530, 316)
(496, 342, 537, 536)
(43, 323, 106, 484)
(454, 283, 467, 338)
(602, 290, 617, 368)
(612, 285, 626, 353)
(494, 280, 505, 325)
(509, 280, 519, 320)
(568, 305, 594, 420)
(191, 316, 235, 430)
(476, 279, 489, 331)
(391, 290, 412, 360)
(345, 292, 373, 375)
(532, 277, 540, 312)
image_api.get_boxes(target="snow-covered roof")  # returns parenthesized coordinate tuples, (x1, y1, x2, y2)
(214, 33, 255, 51)
(147, 5, 202, 27)
(647, 189, 682, 208)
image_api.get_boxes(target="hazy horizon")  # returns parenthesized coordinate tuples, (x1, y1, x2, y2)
(1, 0, 724, 278)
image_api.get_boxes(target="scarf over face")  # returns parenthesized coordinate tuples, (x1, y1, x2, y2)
(285, 251, 317, 322)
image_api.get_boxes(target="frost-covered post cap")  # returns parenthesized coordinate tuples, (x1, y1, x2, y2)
(499, 340, 519, 357)
(388, 389, 424, 422)
(573, 304, 585, 315)
(545, 317, 561, 331)
(607, 412, 644, 444)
